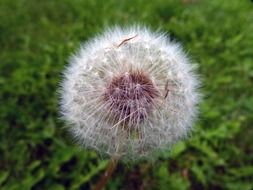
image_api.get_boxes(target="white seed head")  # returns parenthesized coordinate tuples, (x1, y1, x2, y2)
(60, 26, 201, 161)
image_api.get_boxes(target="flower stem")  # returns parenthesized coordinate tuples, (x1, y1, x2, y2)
(94, 156, 119, 190)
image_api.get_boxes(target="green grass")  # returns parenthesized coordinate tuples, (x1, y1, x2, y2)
(1, 0, 253, 189)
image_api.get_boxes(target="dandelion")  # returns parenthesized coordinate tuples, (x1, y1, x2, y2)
(60, 26, 201, 162)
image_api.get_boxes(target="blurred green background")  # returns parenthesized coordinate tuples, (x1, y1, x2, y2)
(1, 0, 253, 189)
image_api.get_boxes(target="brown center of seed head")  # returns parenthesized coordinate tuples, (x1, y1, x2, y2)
(103, 70, 160, 126)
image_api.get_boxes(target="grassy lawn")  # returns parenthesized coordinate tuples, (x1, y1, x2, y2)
(1, 0, 253, 189)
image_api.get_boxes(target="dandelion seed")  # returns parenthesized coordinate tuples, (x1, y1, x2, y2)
(60, 26, 201, 161)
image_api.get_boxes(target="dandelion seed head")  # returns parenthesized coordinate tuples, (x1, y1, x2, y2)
(60, 26, 201, 161)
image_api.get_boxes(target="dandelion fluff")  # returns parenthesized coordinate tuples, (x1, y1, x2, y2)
(60, 26, 201, 161)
